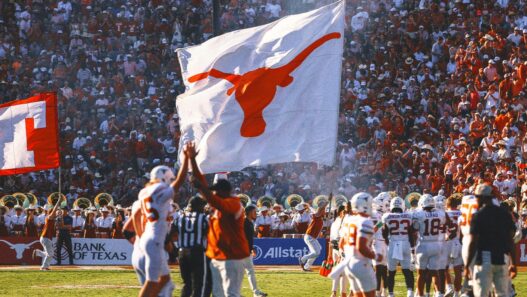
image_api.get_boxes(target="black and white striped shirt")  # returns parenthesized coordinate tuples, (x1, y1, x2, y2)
(175, 212, 208, 249)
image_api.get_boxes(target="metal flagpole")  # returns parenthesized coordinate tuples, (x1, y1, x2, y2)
(212, 0, 221, 36)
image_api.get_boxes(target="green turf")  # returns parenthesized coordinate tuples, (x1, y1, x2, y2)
(0, 268, 525, 296)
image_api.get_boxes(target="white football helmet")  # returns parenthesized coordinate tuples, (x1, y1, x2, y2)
(372, 195, 385, 213)
(420, 194, 435, 209)
(390, 197, 405, 212)
(351, 192, 373, 216)
(150, 165, 175, 185)
(433, 195, 446, 210)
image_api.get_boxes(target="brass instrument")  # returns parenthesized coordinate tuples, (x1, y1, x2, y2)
(22, 193, 38, 209)
(405, 192, 421, 208)
(257, 196, 275, 208)
(12, 193, 27, 207)
(448, 192, 463, 202)
(331, 194, 348, 210)
(285, 194, 304, 209)
(74, 197, 93, 209)
(388, 191, 398, 198)
(47, 192, 67, 207)
(312, 195, 329, 209)
(94, 193, 114, 209)
(237, 194, 251, 207)
(0, 195, 19, 207)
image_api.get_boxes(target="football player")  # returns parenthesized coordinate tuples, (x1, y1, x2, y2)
(338, 192, 382, 297)
(372, 193, 389, 297)
(138, 148, 189, 297)
(409, 194, 448, 297)
(444, 196, 462, 297)
(458, 194, 478, 296)
(382, 197, 414, 297)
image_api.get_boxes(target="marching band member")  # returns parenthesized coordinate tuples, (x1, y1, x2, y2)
(71, 206, 85, 238)
(254, 206, 273, 238)
(83, 208, 97, 238)
(24, 206, 39, 237)
(112, 208, 126, 239)
(36, 206, 46, 234)
(272, 212, 292, 238)
(95, 207, 113, 238)
(293, 203, 310, 234)
(299, 194, 329, 271)
(271, 204, 283, 228)
(0, 206, 10, 236)
(10, 205, 26, 236)
(33, 199, 62, 271)
(137, 144, 188, 297)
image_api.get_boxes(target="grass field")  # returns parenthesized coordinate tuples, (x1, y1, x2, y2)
(0, 267, 525, 297)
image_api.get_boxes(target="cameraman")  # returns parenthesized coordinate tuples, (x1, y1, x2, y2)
(56, 207, 74, 265)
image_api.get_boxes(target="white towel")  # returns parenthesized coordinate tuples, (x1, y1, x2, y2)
(392, 241, 404, 261)
(328, 257, 350, 280)
(450, 241, 461, 259)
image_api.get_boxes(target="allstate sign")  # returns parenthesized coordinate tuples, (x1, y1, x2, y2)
(252, 238, 326, 265)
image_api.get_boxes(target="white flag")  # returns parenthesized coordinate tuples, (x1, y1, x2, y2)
(177, 1, 344, 174)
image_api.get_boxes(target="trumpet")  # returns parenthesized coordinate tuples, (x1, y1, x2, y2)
(257, 196, 275, 209)
(74, 197, 93, 209)
(94, 193, 114, 209)
(285, 194, 304, 209)
(237, 194, 251, 207)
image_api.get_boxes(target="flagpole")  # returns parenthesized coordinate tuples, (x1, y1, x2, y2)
(212, 0, 220, 36)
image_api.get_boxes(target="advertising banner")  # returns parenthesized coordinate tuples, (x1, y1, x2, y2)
(252, 238, 327, 265)
(50, 238, 133, 265)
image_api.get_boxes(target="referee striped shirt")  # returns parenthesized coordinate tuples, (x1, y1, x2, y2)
(175, 212, 208, 249)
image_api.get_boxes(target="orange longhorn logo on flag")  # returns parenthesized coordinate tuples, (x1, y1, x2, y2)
(188, 32, 341, 138)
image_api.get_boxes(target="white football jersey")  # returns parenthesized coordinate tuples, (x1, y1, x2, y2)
(382, 212, 412, 242)
(446, 209, 462, 240)
(412, 209, 447, 242)
(138, 182, 174, 239)
(371, 211, 384, 241)
(458, 196, 479, 238)
(339, 214, 374, 261)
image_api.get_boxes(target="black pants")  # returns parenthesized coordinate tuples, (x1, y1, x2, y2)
(56, 231, 73, 265)
(179, 247, 209, 297)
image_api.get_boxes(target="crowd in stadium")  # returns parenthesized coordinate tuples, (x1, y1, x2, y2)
(1, 0, 527, 226)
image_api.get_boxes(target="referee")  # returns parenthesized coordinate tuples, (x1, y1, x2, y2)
(175, 196, 209, 297)
(465, 184, 517, 297)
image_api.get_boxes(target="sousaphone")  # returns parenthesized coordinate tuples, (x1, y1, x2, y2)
(237, 194, 251, 207)
(285, 194, 304, 209)
(0, 195, 19, 207)
(257, 196, 275, 208)
(48, 192, 67, 207)
(312, 195, 329, 209)
(94, 193, 114, 209)
(12, 193, 27, 207)
(74, 197, 93, 209)
(404, 192, 421, 209)
(23, 193, 38, 208)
